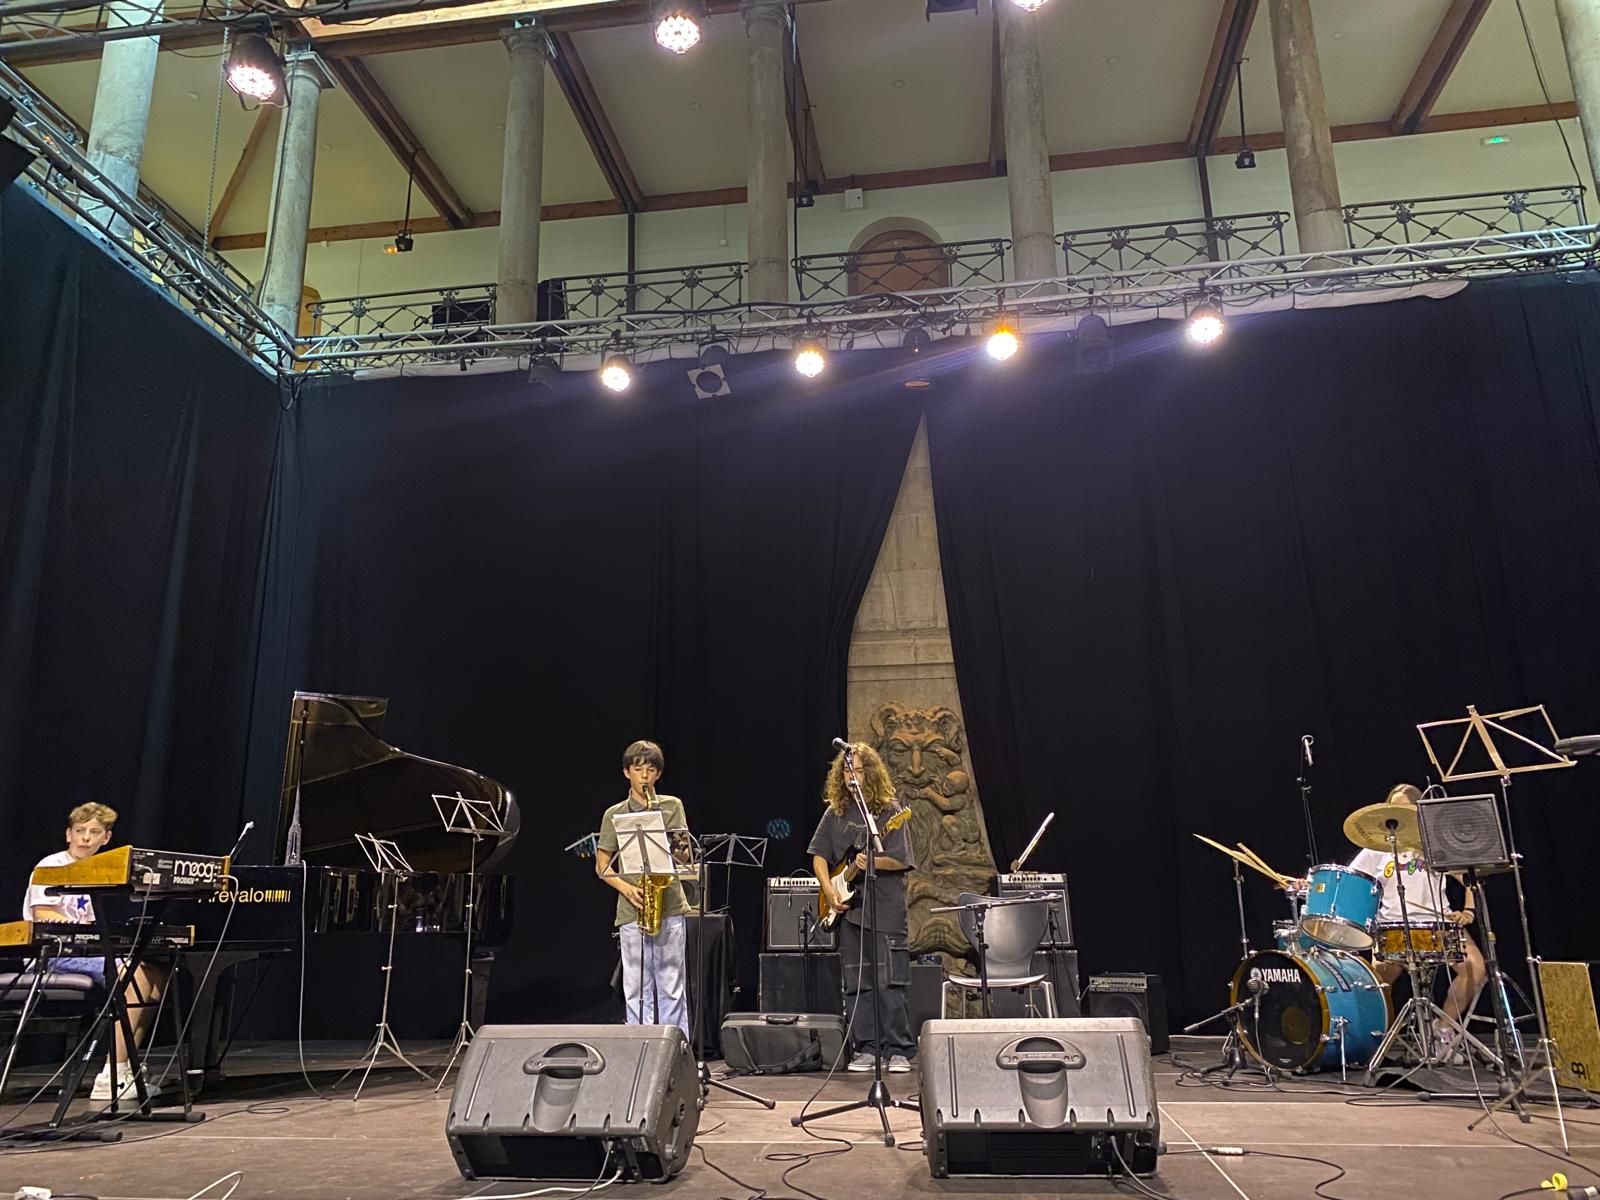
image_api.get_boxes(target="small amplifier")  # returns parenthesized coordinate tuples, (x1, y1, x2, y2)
(764, 877, 836, 951)
(1086, 974, 1168, 1054)
(996, 872, 1071, 946)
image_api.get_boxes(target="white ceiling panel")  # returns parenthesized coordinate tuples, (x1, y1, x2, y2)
(367, 43, 610, 213)
(1437, 0, 1572, 114)
(1237, 0, 1454, 135)
(1041, 0, 1220, 152)
(800, 0, 991, 177)
(574, 11, 748, 197)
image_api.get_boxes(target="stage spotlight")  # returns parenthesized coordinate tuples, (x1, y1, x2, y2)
(600, 353, 634, 392)
(1186, 300, 1225, 347)
(652, 0, 705, 54)
(691, 342, 732, 397)
(903, 325, 932, 354)
(1076, 312, 1112, 373)
(528, 354, 561, 389)
(794, 339, 827, 378)
(1007, 0, 1051, 9)
(698, 342, 730, 369)
(225, 33, 286, 106)
(985, 315, 1020, 362)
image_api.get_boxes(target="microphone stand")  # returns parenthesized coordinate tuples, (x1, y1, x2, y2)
(791, 742, 914, 1147)
(1297, 734, 1318, 871)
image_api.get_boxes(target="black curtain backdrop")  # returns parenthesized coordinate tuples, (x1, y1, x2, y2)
(249, 353, 923, 1024)
(927, 280, 1600, 1027)
(0, 189, 282, 901)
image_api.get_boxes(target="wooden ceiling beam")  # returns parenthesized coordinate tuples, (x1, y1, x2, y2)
(1391, 0, 1493, 136)
(987, 9, 1004, 176)
(213, 103, 1575, 253)
(208, 104, 279, 242)
(322, 56, 473, 229)
(1186, 0, 1259, 156)
(784, 26, 826, 190)
(548, 28, 645, 214)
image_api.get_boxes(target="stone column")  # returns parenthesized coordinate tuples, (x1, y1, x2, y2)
(742, 0, 790, 303)
(259, 51, 334, 337)
(1555, 0, 1600, 192)
(82, 0, 162, 238)
(1267, 0, 1345, 255)
(848, 420, 997, 968)
(998, 0, 1058, 282)
(497, 23, 549, 326)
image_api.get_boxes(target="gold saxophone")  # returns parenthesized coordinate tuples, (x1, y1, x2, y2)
(636, 783, 673, 936)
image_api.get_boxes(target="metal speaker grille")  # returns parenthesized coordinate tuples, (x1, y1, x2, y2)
(1418, 794, 1510, 872)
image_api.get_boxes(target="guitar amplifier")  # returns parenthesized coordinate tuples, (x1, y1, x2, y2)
(445, 1025, 699, 1182)
(764, 877, 836, 950)
(997, 872, 1072, 946)
(1086, 974, 1168, 1054)
(919, 1018, 1160, 1178)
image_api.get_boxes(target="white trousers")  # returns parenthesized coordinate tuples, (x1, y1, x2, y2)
(619, 915, 690, 1040)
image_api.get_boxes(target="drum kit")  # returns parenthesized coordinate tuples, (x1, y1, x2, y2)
(1191, 795, 1493, 1083)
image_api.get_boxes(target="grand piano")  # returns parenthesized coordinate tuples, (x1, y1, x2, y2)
(164, 691, 519, 1083)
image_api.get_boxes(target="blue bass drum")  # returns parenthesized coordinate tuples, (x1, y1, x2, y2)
(1230, 949, 1389, 1072)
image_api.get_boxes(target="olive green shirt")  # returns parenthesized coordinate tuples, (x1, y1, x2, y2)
(598, 794, 691, 929)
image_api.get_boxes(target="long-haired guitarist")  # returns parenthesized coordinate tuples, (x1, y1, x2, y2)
(806, 742, 917, 1073)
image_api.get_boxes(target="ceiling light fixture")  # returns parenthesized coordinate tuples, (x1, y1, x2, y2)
(600, 353, 634, 392)
(1186, 299, 1225, 347)
(986, 315, 1021, 362)
(794, 339, 827, 378)
(652, 0, 705, 54)
(224, 33, 286, 106)
(1076, 312, 1112, 373)
(1233, 60, 1255, 170)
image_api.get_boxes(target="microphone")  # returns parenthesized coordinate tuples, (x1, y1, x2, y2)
(1301, 735, 1314, 767)
(832, 737, 852, 751)
(226, 820, 255, 863)
(1246, 974, 1267, 993)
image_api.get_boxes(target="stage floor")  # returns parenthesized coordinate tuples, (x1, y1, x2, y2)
(2, 1037, 1595, 1200)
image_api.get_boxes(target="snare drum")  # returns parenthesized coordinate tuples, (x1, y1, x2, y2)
(1232, 949, 1388, 1072)
(1299, 864, 1381, 951)
(1373, 920, 1462, 961)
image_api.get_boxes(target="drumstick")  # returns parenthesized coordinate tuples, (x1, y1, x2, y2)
(1236, 842, 1292, 887)
(1192, 834, 1286, 885)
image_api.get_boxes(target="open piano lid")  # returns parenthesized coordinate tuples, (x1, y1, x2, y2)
(277, 691, 520, 872)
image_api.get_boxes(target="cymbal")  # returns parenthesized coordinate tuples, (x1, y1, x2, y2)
(1343, 801, 1422, 853)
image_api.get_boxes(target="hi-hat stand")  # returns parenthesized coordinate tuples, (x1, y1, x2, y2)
(432, 791, 505, 1091)
(792, 741, 916, 1147)
(1417, 703, 1576, 1150)
(337, 834, 433, 1101)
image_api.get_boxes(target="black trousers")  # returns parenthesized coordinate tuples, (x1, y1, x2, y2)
(837, 918, 914, 1059)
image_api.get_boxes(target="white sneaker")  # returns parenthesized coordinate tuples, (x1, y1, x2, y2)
(846, 1052, 874, 1073)
(90, 1063, 164, 1102)
(888, 1055, 913, 1073)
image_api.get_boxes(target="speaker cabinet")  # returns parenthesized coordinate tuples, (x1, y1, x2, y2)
(445, 1025, 700, 1182)
(764, 880, 836, 950)
(918, 1018, 1160, 1178)
(1085, 974, 1168, 1054)
(1418, 793, 1511, 872)
(759, 952, 841, 1014)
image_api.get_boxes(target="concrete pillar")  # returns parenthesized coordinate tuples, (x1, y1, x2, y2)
(82, 0, 162, 239)
(259, 51, 334, 337)
(998, 0, 1058, 282)
(1555, 0, 1600, 194)
(497, 24, 549, 326)
(1267, 0, 1345, 255)
(742, 0, 790, 303)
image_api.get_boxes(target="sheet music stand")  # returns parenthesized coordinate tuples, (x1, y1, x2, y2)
(337, 834, 432, 1101)
(1417, 704, 1576, 1149)
(694, 833, 768, 914)
(432, 792, 505, 1090)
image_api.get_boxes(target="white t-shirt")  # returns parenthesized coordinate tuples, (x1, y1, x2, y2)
(21, 851, 96, 924)
(1349, 847, 1451, 923)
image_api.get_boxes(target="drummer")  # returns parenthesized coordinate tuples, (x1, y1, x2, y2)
(1348, 784, 1487, 1053)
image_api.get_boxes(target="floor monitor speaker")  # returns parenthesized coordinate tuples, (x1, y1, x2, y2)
(918, 1018, 1160, 1178)
(445, 1025, 699, 1182)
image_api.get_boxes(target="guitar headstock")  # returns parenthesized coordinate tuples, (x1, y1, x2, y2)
(883, 805, 913, 834)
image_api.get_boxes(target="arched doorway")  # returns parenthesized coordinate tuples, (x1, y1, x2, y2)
(848, 228, 951, 297)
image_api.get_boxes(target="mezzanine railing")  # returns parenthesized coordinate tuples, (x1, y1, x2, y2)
(792, 238, 1011, 302)
(545, 262, 746, 319)
(1059, 212, 1290, 275)
(1344, 186, 1587, 249)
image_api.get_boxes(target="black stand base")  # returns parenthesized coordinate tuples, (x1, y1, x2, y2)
(700, 1059, 776, 1109)
(791, 1076, 917, 1147)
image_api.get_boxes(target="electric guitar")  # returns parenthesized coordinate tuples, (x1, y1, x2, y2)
(817, 805, 913, 929)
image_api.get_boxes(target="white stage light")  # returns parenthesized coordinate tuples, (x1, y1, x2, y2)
(653, 0, 705, 54)
(794, 340, 827, 378)
(600, 354, 634, 392)
(1008, 0, 1051, 10)
(985, 317, 1020, 362)
(225, 34, 285, 105)
(1186, 302, 1225, 347)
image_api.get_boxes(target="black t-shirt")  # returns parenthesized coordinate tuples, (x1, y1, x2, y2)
(806, 806, 915, 934)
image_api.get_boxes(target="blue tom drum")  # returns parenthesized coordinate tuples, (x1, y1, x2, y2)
(1299, 863, 1381, 951)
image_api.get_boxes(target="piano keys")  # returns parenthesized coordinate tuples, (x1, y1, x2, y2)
(0, 919, 197, 954)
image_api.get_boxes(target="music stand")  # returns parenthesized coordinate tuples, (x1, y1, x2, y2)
(337, 834, 433, 1101)
(432, 792, 505, 1090)
(1417, 704, 1575, 1149)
